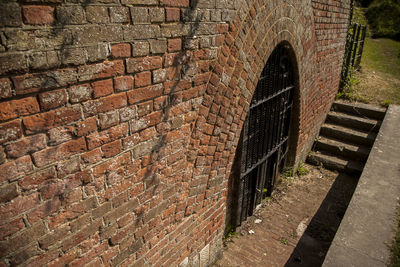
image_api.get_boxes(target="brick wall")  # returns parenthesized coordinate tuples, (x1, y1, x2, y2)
(0, 0, 350, 266)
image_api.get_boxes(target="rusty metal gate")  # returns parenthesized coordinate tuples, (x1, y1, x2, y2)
(235, 43, 295, 226)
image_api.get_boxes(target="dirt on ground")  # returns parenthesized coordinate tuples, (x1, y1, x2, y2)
(213, 164, 358, 267)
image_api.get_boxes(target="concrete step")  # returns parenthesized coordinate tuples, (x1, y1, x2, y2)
(319, 123, 377, 147)
(314, 136, 370, 161)
(326, 111, 381, 133)
(306, 151, 364, 176)
(331, 101, 386, 121)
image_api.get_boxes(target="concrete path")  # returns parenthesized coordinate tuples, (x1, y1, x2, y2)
(323, 105, 400, 267)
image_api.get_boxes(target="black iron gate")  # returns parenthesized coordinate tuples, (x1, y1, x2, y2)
(235, 43, 295, 226)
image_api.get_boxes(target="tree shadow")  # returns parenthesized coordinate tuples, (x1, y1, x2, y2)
(284, 172, 359, 267)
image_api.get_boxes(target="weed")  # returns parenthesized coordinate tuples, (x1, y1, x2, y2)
(224, 224, 238, 242)
(296, 163, 309, 176)
(383, 100, 392, 107)
(282, 167, 294, 178)
(280, 237, 289, 245)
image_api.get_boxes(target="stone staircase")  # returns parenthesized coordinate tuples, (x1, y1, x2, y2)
(307, 101, 386, 176)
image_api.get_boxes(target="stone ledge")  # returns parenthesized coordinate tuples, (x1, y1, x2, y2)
(323, 105, 400, 267)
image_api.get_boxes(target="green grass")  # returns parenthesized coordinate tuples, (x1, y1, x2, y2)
(362, 38, 400, 77)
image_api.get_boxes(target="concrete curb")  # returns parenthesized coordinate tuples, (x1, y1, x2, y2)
(323, 105, 400, 267)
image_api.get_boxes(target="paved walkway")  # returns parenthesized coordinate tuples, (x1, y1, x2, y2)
(213, 165, 358, 267)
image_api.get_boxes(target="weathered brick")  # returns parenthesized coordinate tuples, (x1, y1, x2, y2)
(127, 83, 163, 105)
(161, 0, 189, 7)
(23, 105, 81, 134)
(82, 93, 127, 117)
(114, 76, 134, 92)
(126, 56, 163, 73)
(0, 3, 22, 27)
(0, 183, 18, 204)
(99, 110, 120, 130)
(48, 126, 74, 146)
(68, 83, 92, 103)
(0, 120, 22, 145)
(39, 89, 67, 110)
(56, 6, 86, 25)
(86, 123, 129, 150)
(5, 133, 46, 158)
(0, 217, 24, 240)
(18, 167, 56, 191)
(61, 47, 88, 66)
(32, 137, 87, 167)
(166, 8, 180, 22)
(150, 39, 167, 54)
(61, 219, 102, 252)
(57, 157, 80, 178)
(22, 5, 54, 25)
(130, 7, 149, 23)
(0, 193, 40, 222)
(132, 41, 150, 57)
(111, 43, 131, 58)
(0, 78, 13, 99)
(153, 68, 167, 83)
(12, 69, 77, 95)
(123, 25, 161, 41)
(0, 97, 40, 122)
(39, 225, 70, 249)
(76, 117, 97, 137)
(92, 79, 114, 98)
(78, 60, 124, 82)
(86, 6, 109, 24)
(149, 8, 165, 22)
(0, 53, 28, 76)
(110, 6, 130, 23)
(81, 148, 102, 165)
(27, 197, 61, 224)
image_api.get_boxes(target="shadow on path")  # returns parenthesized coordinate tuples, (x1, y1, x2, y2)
(285, 172, 359, 267)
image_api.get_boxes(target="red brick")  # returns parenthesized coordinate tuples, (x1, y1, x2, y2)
(114, 76, 134, 92)
(127, 84, 163, 105)
(5, 133, 47, 158)
(81, 148, 102, 165)
(126, 56, 163, 73)
(18, 167, 56, 191)
(23, 105, 81, 134)
(39, 89, 67, 110)
(57, 157, 80, 178)
(161, 0, 189, 7)
(0, 96, 40, 122)
(76, 116, 98, 136)
(168, 38, 182, 52)
(134, 71, 152, 88)
(86, 123, 128, 150)
(32, 137, 87, 167)
(166, 8, 180, 21)
(22, 5, 54, 25)
(78, 60, 124, 82)
(0, 192, 40, 221)
(0, 120, 23, 145)
(27, 198, 61, 224)
(111, 43, 131, 58)
(74, 170, 92, 184)
(0, 78, 12, 99)
(102, 140, 122, 158)
(48, 248, 79, 267)
(0, 217, 24, 240)
(216, 23, 229, 33)
(83, 93, 127, 116)
(92, 79, 113, 98)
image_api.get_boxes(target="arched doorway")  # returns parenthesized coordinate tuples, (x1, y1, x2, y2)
(228, 42, 298, 227)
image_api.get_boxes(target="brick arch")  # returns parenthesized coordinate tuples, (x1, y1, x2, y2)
(186, 0, 316, 201)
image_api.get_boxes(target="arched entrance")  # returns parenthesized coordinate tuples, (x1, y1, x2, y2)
(228, 42, 298, 227)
